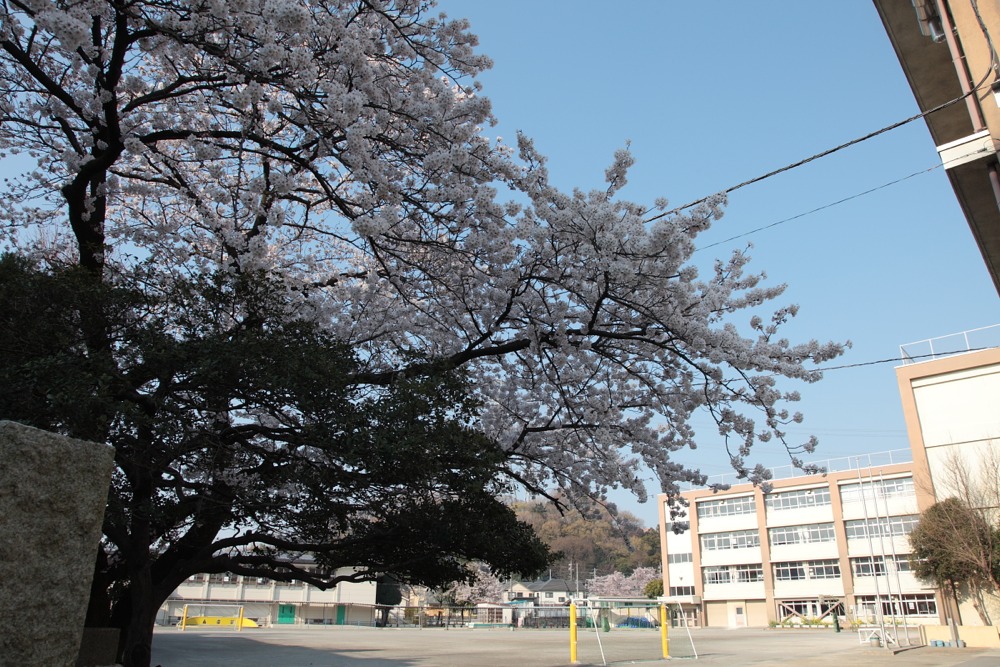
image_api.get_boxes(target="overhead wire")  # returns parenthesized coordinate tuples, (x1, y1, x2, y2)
(645, 66, 997, 224)
(693, 163, 944, 253)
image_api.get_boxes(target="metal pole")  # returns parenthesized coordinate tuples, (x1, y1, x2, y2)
(867, 468, 898, 645)
(660, 604, 670, 659)
(569, 602, 579, 664)
(878, 471, 911, 646)
(857, 460, 888, 644)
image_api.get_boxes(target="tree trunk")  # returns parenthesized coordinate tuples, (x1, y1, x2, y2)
(113, 596, 158, 667)
(111, 571, 161, 667)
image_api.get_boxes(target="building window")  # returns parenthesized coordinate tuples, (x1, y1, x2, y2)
(734, 564, 765, 583)
(850, 555, 913, 577)
(844, 515, 919, 540)
(702, 566, 732, 584)
(808, 559, 841, 579)
(700, 529, 760, 551)
(545, 592, 553, 598)
(777, 599, 843, 622)
(768, 523, 836, 546)
(696, 495, 756, 519)
(840, 477, 914, 505)
(702, 563, 763, 586)
(669, 585, 696, 596)
(774, 560, 840, 581)
(764, 487, 831, 511)
(773, 562, 806, 581)
(668, 552, 693, 564)
(854, 594, 936, 617)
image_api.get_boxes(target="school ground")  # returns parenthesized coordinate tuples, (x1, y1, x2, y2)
(150, 625, 1000, 666)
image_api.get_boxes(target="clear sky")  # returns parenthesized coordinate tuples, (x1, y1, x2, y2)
(434, 1, 1000, 527)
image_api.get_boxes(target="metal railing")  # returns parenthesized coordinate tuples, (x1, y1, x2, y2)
(899, 324, 1000, 364)
(685, 448, 913, 490)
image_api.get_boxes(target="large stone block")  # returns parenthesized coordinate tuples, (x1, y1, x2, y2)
(0, 420, 115, 667)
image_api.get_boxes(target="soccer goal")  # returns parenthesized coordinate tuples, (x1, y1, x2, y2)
(569, 600, 698, 665)
(178, 603, 257, 630)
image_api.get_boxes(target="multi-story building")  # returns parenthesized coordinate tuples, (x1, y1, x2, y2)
(658, 329, 1000, 628)
(658, 455, 934, 628)
(896, 338, 1000, 624)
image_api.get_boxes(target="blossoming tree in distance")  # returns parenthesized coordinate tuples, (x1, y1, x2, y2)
(0, 1, 842, 664)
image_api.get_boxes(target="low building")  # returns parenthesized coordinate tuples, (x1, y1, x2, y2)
(505, 578, 578, 606)
(158, 566, 377, 626)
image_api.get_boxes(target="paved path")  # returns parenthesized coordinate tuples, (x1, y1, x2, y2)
(151, 626, 1000, 666)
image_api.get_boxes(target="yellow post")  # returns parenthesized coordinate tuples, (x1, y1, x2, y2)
(180, 604, 189, 631)
(660, 604, 670, 659)
(569, 602, 578, 664)
(237, 606, 245, 632)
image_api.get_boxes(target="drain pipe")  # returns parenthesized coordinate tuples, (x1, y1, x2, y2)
(935, 0, 989, 131)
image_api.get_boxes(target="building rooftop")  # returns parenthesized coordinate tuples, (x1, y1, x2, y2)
(682, 448, 913, 491)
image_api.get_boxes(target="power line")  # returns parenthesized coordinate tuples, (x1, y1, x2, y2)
(645, 74, 993, 223)
(694, 162, 944, 252)
(811, 347, 997, 373)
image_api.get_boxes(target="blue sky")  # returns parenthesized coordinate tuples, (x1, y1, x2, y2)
(435, 1, 1000, 527)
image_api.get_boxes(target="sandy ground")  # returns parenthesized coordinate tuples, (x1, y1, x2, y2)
(150, 625, 1000, 666)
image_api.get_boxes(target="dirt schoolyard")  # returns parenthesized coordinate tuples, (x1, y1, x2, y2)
(151, 625, 1000, 667)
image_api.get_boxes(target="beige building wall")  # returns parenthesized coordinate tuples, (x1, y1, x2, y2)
(658, 462, 935, 628)
(896, 347, 1000, 625)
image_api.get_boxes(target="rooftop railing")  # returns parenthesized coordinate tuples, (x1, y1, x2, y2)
(899, 324, 1000, 364)
(684, 448, 913, 490)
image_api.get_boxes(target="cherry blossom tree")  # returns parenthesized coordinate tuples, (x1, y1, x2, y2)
(448, 564, 508, 605)
(587, 567, 660, 598)
(1, 1, 843, 664)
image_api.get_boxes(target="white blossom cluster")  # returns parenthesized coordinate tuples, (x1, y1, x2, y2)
(0, 0, 844, 512)
(586, 566, 660, 598)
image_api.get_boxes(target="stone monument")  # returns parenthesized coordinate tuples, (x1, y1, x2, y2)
(0, 420, 115, 667)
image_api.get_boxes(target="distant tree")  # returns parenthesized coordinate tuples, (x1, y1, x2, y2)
(910, 449, 1000, 625)
(587, 566, 659, 597)
(615, 528, 663, 573)
(643, 578, 664, 599)
(513, 499, 650, 576)
(448, 565, 507, 605)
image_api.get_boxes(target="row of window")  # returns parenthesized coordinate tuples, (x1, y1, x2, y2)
(667, 552, 693, 564)
(851, 555, 912, 577)
(855, 593, 936, 617)
(700, 555, 916, 585)
(774, 559, 840, 581)
(844, 515, 919, 539)
(695, 476, 915, 519)
(700, 555, 911, 595)
(690, 515, 919, 555)
(669, 585, 696, 596)
(700, 529, 760, 551)
(769, 523, 836, 546)
(702, 564, 765, 584)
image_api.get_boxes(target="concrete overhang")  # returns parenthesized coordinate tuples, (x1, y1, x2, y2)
(873, 0, 1000, 295)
